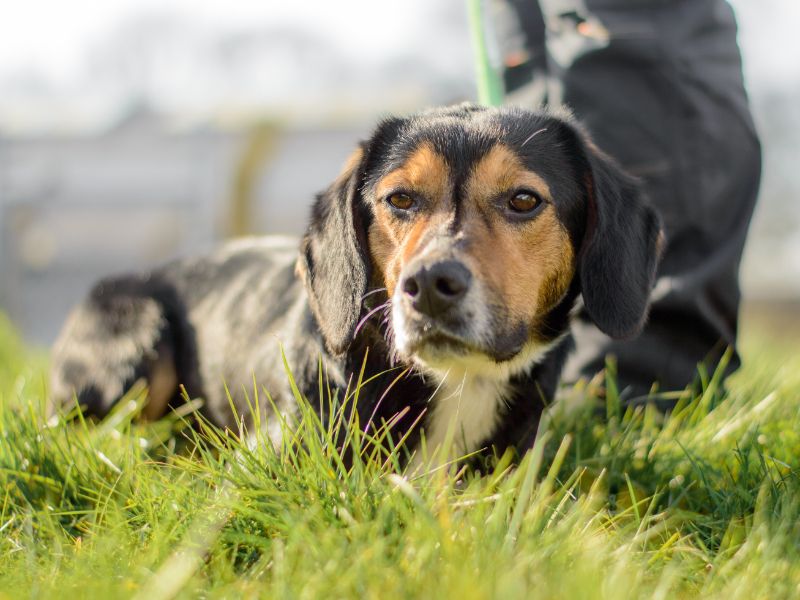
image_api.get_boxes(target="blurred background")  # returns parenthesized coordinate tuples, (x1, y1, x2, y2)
(0, 0, 798, 345)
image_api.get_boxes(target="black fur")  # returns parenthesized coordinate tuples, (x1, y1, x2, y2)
(50, 104, 662, 464)
(300, 147, 371, 356)
(574, 131, 663, 339)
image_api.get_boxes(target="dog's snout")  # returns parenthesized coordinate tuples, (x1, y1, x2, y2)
(402, 260, 472, 317)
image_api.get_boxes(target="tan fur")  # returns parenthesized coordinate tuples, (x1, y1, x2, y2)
(140, 342, 178, 421)
(466, 144, 552, 203)
(369, 143, 452, 295)
(339, 147, 364, 182)
(464, 145, 574, 336)
(374, 143, 450, 205)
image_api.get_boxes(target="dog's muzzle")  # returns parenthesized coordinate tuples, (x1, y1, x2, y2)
(393, 255, 482, 358)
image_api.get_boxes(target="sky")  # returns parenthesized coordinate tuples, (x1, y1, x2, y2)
(0, 0, 472, 132)
(1, 0, 798, 91)
(0, 1, 434, 85)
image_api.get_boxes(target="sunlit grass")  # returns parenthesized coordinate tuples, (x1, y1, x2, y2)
(1, 314, 799, 599)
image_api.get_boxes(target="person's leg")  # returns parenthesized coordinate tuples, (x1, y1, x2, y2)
(499, 0, 761, 400)
(494, 0, 548, 101)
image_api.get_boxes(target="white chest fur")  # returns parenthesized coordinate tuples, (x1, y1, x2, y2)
(407, 337, 562, 472)
(414, 369, 508, 468)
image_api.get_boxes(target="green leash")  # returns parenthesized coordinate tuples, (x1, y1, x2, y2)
(467, 0, 505, 106)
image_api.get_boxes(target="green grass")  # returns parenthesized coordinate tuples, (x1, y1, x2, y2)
(1, 312, 800, 599)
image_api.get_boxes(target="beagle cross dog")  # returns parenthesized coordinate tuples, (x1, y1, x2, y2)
(50, 104, 662, 466)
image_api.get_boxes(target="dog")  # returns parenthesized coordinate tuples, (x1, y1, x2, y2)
(50, 104, 662, 466)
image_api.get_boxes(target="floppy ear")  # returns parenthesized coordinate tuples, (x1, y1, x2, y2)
(299, 148, 371, 355)
(577, 136, 664, 339)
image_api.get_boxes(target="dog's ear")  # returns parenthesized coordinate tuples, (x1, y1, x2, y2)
(299, 147, 371, 355)
(576, 133, 664, 339)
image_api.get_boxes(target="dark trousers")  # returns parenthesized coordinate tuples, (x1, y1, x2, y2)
(497, 0, 761, 399)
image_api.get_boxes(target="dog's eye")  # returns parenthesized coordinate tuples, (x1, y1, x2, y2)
(508, 191, 542, 214)
(387, 193, 416, 211)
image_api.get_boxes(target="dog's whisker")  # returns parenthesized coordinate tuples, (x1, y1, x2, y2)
(520, 127, 547, 147)
(361, 287, 388, 302)
(364, 366, 412, 433)
(353, 301, 391, 338)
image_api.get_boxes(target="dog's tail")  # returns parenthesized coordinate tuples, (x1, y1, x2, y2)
(49, 274, 183, 421)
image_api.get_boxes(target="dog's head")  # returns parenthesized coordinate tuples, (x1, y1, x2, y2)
(300, 104, 663, 375)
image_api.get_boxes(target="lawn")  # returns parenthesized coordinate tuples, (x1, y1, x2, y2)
(1, 310, 799, 599)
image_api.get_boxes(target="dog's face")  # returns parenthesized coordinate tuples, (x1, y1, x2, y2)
(366, 123, 580, 371)
(301, 104, 662, 374)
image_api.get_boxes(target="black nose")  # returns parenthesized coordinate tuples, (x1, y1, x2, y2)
(402, 260, 472, 317)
